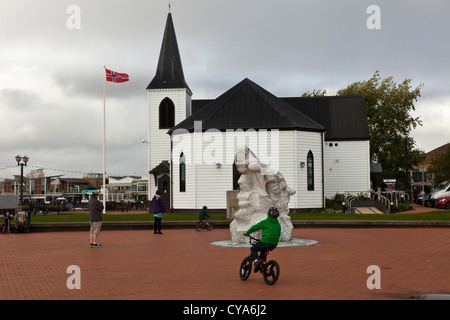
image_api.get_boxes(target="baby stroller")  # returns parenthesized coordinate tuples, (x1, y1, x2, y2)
(14, 211, 27, 233)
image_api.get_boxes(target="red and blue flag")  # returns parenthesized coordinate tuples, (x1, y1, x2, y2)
(105, 68, 129, 83)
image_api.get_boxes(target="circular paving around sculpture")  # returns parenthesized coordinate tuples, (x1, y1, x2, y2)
(211, 238, 318, 248)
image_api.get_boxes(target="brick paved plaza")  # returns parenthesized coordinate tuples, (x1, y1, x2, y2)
(1, 226, 449, 301)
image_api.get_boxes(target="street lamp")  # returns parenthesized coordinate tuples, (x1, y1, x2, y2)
(15, 155, 29, 205)
(403, 136, 409, 192)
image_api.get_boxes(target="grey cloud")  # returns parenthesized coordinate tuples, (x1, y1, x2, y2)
(1, 0, 450, 178)
(0, 89, 41, 110)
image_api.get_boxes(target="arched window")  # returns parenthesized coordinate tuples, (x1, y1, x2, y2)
(159, 97, 175, 129)
(179, 152, 186, 192)
(307, 150, 314, 191)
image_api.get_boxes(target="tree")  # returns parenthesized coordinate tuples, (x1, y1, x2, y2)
(429, 145, 450, 185)
(301, 89, 328, 97)
(303, 71, 426, 189)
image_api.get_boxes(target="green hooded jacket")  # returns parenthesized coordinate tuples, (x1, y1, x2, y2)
(245, 215, 281, 245)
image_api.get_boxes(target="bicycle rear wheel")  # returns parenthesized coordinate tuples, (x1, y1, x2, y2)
(195, 221, 203, 232)
(263, 260, 280, 285)
(239, 257, 252, 281)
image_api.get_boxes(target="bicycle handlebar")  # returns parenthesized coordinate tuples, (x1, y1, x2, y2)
(244, 233, 260, 244)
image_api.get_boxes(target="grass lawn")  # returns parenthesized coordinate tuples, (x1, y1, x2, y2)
(29, 213, 210, 222)
(289, 211, 450, 220)
(28, 210, 450, 222)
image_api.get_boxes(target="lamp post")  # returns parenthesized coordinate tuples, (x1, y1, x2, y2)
(142, 139, 150, 209)
(403, 136, 409, 192)
(15, 155, 29, 205)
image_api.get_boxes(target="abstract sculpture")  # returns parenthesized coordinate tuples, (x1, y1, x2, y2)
(230, 146, 296, 243)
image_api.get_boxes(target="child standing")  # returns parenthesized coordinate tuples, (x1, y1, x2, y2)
(2, 211, 13, 233)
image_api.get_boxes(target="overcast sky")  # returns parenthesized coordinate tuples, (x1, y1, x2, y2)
(1, 0, 449, 179)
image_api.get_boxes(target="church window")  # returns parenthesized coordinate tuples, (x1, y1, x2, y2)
(307, 150, 314, 191)
(159, 97, 175, 129)
(180, 152, 186, 192)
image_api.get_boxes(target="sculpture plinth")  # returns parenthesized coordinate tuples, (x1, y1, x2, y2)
(230, 147, 295, 243)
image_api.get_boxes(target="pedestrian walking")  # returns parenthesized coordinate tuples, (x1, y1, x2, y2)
(26, 209, 31, 233)
(413, 187, 418, 203)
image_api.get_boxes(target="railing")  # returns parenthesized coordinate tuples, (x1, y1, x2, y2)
(385, 190, 409, 207)
(344, 191, 370, 213)
(344, 190, 392, 213)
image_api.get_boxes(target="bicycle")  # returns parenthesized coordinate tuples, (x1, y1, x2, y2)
(239, 235, 280, 285)
(195, 219, 213, 231)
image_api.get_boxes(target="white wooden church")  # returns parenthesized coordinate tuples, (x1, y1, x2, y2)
(146, 12, 371, 212)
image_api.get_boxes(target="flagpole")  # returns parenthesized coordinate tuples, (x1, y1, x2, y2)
(102, 66, 107, 214)
(101, 66, 128, 214)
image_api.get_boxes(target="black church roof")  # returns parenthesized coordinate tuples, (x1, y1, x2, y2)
(188, 89, 369, 141)
(146, 13, 191, 94)
(149, 160, 170, 174)
(168, 78, 326, 134)
(281, 96, 370, 141)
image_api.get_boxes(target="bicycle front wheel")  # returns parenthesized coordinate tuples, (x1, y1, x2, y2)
(263, 260, 280, 285)
(239, 257, 252, 281)
(206, 223, 213, 231)
(195, 221, 203, 232)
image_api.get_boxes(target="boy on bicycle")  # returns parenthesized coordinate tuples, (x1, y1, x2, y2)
(198, 206, 210, 224)
(245, 207, 281, 271)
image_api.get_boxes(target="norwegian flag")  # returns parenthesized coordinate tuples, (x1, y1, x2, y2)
(105, 68, 129, 83)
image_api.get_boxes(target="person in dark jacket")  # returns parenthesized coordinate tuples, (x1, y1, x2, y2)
(89, 192, 104, 247)
(2, 211, 13, 233)
(25, 209, 31, 233)
(198, 206, 210, 223)
(152, 190, 166, 234)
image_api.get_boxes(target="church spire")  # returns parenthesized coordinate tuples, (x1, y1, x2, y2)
(147, 12, 191, 94)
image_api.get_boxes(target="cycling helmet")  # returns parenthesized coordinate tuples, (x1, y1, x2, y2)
(267, 207, 279, 218)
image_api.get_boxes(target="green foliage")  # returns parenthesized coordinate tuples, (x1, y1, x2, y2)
(302, 71, 426, 189)
(337, 72, 426, 189)
(391, 203, 413, 213)
(301, 89, 328, 97)
(325, 194, 344, 211)
(429, 145, 450, 185)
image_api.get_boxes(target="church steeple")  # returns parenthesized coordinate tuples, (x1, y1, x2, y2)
(147, 12, 191, 94)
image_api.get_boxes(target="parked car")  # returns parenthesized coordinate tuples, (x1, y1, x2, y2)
(435, 196, 450, 210)
(429, 180, 450, 207)
(417, 192, 432, 207)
